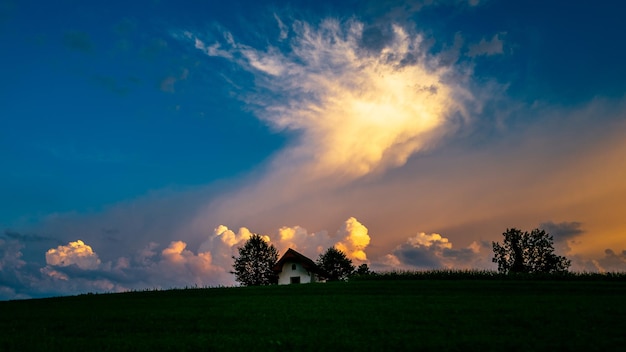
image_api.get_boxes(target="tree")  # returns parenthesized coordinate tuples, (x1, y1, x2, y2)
(316, 247, 355, 281)
(354, 263, 373, 276)
(232, 234, 279, 286)
(492, 228, 571, 274)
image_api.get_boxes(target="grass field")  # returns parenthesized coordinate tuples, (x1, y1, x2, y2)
(1, 278, 625, 351)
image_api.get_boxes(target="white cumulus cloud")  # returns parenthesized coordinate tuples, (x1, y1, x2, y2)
(158, 241, 219, 283)
(194, 217, 371, 272)
(45, 240, 102, 270)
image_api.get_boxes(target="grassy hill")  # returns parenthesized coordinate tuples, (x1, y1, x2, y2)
(1, 278, 625, 351)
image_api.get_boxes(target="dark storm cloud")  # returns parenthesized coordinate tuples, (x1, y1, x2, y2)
(386, 234, 490, 271)
(538, 221, 583, 257)
(394, 244, 443, 268)
(540, 221, 584, 241)
(441, 247, 480, 265)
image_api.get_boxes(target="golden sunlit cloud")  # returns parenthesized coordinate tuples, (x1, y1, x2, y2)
(273, 217, 372, 263)
(335, 217, 370, 263)
(213, 225, 253, 247)
(276, 225, 327, 253)
(193, 217, 371, 275)
(272, 218, 370, 262)
(183, 16, 626, 278)
(45, 240, 101, 270)
(160, 241, 216, 279)
(184, 16, 485, 259)
(191, 18, 475, 180)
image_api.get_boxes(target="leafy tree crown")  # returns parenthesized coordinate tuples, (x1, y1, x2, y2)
(232, 234, 279, 286)
(316, 247, 355, 281)
(492, 228, 571, 274)
(354, 263, 372, 276)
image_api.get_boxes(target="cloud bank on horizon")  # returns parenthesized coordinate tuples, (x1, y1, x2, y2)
(2, 1, 626, 300)
(2, 216, 490, 299)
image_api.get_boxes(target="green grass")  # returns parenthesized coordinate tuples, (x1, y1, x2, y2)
(1, 277, 625, 351)
(351, 269, 626, 281)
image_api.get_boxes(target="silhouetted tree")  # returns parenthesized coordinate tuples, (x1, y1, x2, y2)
(316, 247, 355, 281)
(354, 263, 372, 276)
(492, 228, 571, 274)
(232, 234, 279, 286)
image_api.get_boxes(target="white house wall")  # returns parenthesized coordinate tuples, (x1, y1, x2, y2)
(277, 261, 314, 285)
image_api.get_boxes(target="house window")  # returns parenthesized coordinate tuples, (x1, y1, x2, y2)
(290, 276, 301, 284)
(292, 264, 297, 270)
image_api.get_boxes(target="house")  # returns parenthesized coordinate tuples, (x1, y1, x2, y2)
(273, 248, 327, 284)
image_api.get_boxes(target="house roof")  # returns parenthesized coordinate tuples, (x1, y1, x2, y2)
(273, 248, 327, 277)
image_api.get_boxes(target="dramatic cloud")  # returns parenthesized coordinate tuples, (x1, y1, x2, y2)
(2, 217, 370, 299)
(190, 17, 476, 180)
(275, 225, 329, 255)
(182, 15, 491, 251)
(157, 241, 221, 285)
(199, 217, 371, 270)
(181, 16, 626, 273)
(4, 6, 626, 301)
(335, 217, 371, 263)
(212, 225, 255, 247)
(45, 240, 102, 270)
(272, 217, 372, 263)
(37, 238, 231, 295)
(196, 225, 254, 277)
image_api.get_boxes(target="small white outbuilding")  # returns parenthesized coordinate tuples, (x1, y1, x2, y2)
(273, 248, 328, 285)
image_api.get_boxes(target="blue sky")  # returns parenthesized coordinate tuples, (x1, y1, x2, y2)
(1, 0, 626, 299)
(1, 1, 286, 221)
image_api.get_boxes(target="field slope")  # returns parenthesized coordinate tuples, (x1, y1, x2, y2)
(1, 279, 625, 351)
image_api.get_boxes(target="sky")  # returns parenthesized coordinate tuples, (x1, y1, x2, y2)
(1, 0, 625, 300)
